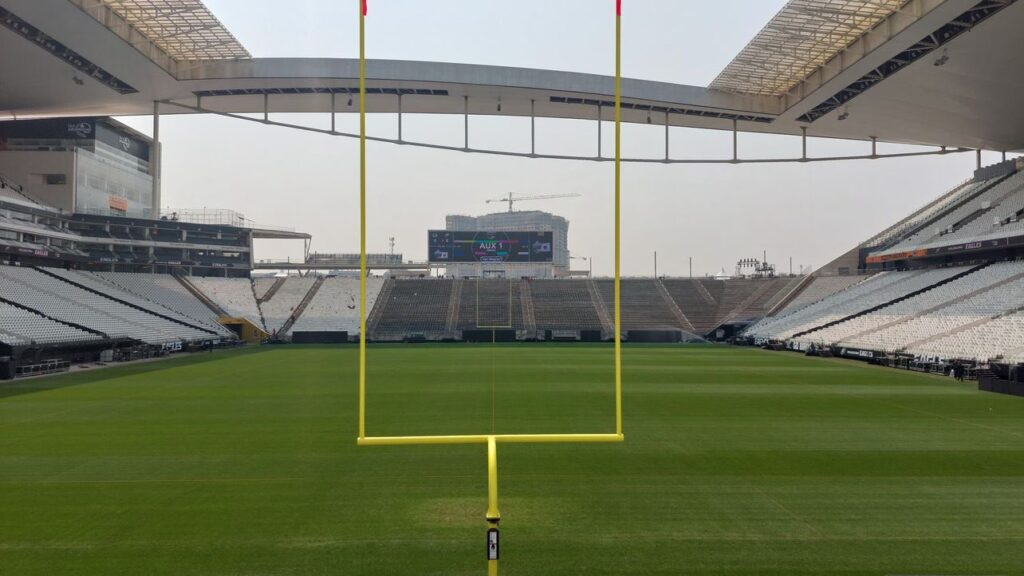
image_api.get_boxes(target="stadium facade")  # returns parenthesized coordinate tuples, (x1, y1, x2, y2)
(0, 117, 156, 217)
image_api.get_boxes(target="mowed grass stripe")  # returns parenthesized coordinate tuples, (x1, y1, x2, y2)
(1, 344, 1024, 575)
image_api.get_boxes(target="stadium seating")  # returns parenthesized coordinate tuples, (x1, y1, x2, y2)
(939, 176, 1024, 245)
(861, 178, 992, 250)
(660, 280, 718, 333)
(793, 265, 1000, 347)
(253, 277, 278, 301)
(594, 279, 683, 330)
(189, 277, 263, 328)
(370, 279, 452, 339)
(259, 276, 318, 335)
(0, 266, 214, 344)
(45, 269, 231, 338)
(910, 309, 1024, 362)
(82, 272, 233, 337)
(0, 301, 101, 346)
(288, 276, 383, 335)
(883, 172, 1024, 252)
(775, 275, 869, 315)
(455, 279, 523, 331)
(529, 279, 602, 333)
(745, 268, 966, 342)
(711, 277, 796, 325)
(834, 261, 1024, 353)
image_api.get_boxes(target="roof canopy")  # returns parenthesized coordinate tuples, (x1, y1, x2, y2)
(710, 0, 907, 95)
(92, 0, 250, 61)
(2, 0, 1023, 152)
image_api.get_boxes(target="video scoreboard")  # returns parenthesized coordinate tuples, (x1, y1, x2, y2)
(428, 231, 553, 263)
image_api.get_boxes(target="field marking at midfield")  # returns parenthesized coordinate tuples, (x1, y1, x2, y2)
(268, 534, 1024, 548)
(6, 534, 1024, 552)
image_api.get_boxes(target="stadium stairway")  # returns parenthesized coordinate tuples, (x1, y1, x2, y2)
(693, 279, 717, 306)
(365, 278, 394, 337)
(519, 280, 538, 337)
(250, 280, 268, 331)
(660, 280, 718, 335)
(258, 277, 286, 304)
(655, 279, 696, 333)
(764, 274, 820, 317)
(760, 275, 807, 316)
(174, 273, 230, 318)
(586, 279, 614, 337)
(718, 279, 781, 324)
(277, 276, 324, 337)
(35, 268, 223, 338)
(791, 264, 987, 340)
(445, 279, 464, 338)
(837, 266, 1024, 346)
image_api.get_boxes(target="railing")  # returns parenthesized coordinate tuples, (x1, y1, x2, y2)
(306, 253, 404, 265)
(160, 207, 295, 232)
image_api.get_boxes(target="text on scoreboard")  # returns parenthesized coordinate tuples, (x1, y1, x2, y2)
(428, 231, 553, 263)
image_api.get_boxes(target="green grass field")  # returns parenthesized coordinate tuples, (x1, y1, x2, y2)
(2, 344, 1024, 575)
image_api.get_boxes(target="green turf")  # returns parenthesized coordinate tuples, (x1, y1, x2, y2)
(2, 344, 1024, 575)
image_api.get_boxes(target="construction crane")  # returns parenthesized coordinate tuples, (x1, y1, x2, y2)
(486, 192, 581, 213)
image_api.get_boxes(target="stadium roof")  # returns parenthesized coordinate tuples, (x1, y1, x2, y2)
(74, 0, 250, 61)
(710, 0, 907, 96)
(1, 0, 1023, 152)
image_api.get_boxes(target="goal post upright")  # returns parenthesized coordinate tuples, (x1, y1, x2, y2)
(357, 0, 367, 441)
(614, 0, 623, 437)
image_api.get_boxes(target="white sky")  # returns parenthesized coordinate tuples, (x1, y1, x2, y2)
(120, 0, 1006, 277)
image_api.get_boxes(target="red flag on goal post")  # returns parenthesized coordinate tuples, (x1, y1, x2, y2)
(362, 0, 367, 16)
(616, 0, 621, 16)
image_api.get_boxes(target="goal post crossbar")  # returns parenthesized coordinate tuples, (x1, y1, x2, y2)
(357, 433, 624, 446)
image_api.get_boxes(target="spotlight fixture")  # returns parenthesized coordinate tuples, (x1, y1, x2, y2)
(933, 48, 949, 67)
(72, 74, 84, 86)
(837, 107, 850, 121)
(497, 99, 502, 112)
(348, 97, 353, 106)
(646, 111, 651, 124)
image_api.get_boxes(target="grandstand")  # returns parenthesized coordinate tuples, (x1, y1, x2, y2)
(369, 278, 453, 341)
(93, 272, 227, 332)
(0, 265, 217, 345)
(289, 276, 384, 336)
(455, 278, 524, 333)
(189, 276, 264, 328)
(742, 157, 1024, 364)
